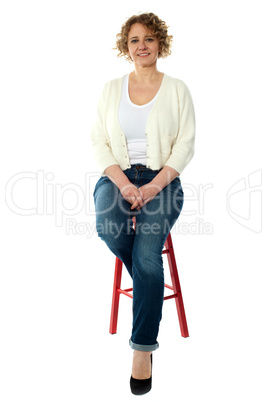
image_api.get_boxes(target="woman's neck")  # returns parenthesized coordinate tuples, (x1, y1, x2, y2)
(130, 65, 162, 84)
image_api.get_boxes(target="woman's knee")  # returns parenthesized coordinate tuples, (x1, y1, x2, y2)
(96, 215, 133, 245)
(133, 244, 164, 278)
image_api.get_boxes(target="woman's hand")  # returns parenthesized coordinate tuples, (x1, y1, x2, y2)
(138, 166, 179, 206)
(103, 165, 143, 210)
(138, 182, 162, 205)
(103, 165, 179, 210)
(120, 183, 144, 210)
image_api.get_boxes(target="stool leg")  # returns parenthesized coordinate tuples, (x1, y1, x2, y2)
(109, 257, 123, 334)
(165, 234, 189, 338)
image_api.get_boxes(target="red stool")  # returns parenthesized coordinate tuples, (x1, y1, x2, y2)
(109, 232, 189, 338)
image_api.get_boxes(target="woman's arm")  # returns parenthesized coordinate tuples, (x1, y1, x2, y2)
(91, 84, 120, 173)
(163, 81, 195, 174)
(138, 166, 179, 205)
(104, 165, 144, 210)
(106, 165, 178, 209)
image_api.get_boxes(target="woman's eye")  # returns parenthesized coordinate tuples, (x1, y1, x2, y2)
(130, 38, 154, 43)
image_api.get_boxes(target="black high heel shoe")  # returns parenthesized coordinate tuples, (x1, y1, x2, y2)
(130, 354, 153, 395)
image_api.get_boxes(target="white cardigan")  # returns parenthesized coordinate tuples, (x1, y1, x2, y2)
(91, 73, 195, 174)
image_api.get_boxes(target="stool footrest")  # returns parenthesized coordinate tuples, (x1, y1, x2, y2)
(164, 293, 178, 301)
(164, 283, 174, 291)
(116, 284, 177, 300)
(117, 288, 133, 298)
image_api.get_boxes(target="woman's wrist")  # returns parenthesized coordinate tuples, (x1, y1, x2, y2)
(151, 166, 179, 190)
(104, 164, 131, 191)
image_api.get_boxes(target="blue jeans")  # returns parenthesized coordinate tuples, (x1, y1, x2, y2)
(93, 164, 184, 351)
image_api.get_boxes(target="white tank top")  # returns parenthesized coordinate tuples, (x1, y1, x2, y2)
(118, 74, 159, 165)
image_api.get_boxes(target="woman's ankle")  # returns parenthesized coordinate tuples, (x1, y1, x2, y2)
(132, 351, 152, 379)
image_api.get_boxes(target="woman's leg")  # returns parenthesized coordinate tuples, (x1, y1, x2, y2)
(94, 171, 183, 347)
(93, 167, 183, 383)
(129, 176, 184, 351)
(93, 176, 135, 277)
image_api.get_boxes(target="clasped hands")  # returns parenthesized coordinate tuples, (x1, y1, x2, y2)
(120, 182, 161, 211)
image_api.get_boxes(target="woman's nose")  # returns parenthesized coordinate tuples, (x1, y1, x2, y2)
(138, 41, 147, 50)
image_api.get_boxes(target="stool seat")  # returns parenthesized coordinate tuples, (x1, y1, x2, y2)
(109, 232, 189, 338)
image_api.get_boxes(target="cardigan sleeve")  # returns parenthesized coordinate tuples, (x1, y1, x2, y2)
(91, 83, 119, 173)
(164, 81, 195, 174)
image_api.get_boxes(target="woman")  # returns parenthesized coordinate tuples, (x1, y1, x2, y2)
(92, 12, 195, 395)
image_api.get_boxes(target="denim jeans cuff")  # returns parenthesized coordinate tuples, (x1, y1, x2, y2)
(129, 338, 159, 352)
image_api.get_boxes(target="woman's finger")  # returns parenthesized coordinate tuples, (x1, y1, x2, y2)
(131, 198, 140, 210)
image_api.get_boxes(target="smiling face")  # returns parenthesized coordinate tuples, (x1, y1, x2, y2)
(127, 23, 160, 67)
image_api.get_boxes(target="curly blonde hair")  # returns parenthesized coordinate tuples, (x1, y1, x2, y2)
(115, 12, 173, 62)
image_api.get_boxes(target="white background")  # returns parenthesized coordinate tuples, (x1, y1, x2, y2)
(1, 0, 266, 401)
